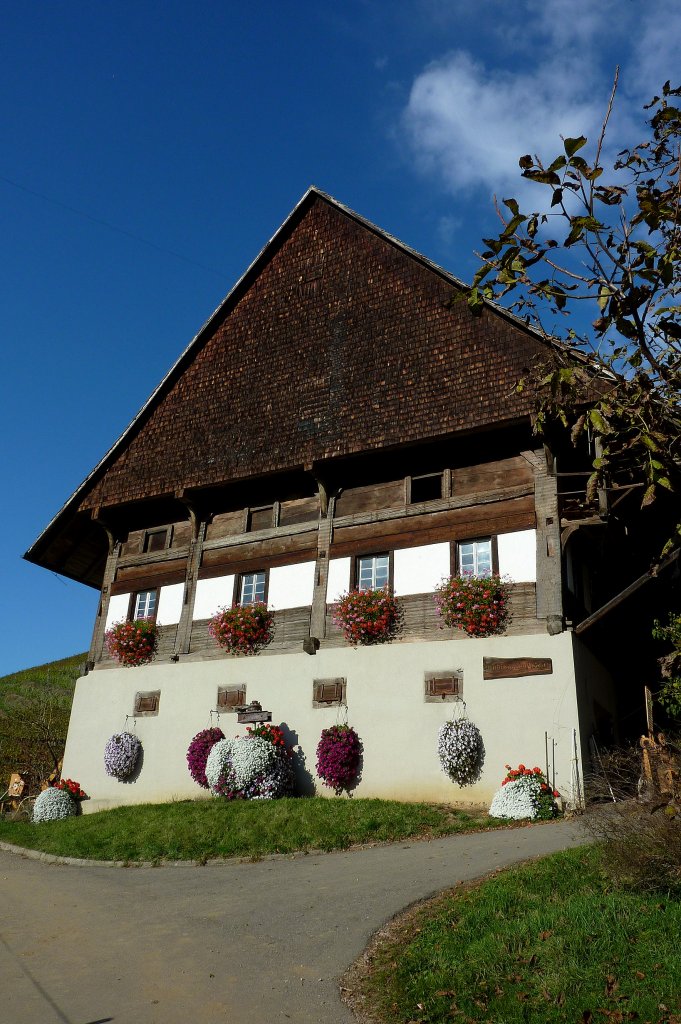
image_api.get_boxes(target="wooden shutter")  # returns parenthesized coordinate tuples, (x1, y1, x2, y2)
(216, 685, 246, 710)
(424, 672, 462, 701)
(134, 690, 161, 715)
(312, 678, 346, 706)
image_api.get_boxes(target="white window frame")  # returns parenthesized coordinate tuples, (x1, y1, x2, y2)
(132, 589, 158, 620)
(458, 538, 494, 578)
(239, 571, 267, 605)
(356, 553, 391, 591)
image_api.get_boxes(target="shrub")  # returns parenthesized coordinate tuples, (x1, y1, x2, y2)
(104, 732, 142, 780)
(104, 619, 159, 667)
(489, 764, 560, 820)
(316, 725, 362, 793)
(205, 735, 294, 800)
(186, 727, 225, 788)
(437, 719, 485, 786)
(208, 603, 274, 655)
(435, 575, 511, 637)
(32, 787, 77, 823)
(333, 589, 401, 646)
(587, 800, 681, 895)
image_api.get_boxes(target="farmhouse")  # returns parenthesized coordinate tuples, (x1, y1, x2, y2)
(26, 187, 618, 811)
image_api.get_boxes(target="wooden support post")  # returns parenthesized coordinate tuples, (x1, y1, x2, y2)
(523, 449, 563, 634)
(87, 527, 120, 668)
(309, 496, 335, 643)
(174, 518, 207, 657)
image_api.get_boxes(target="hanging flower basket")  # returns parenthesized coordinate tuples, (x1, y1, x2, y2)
(104, 732, 142, 780)
(205, 735, 295, 800)
(489, 764, 561, 820)
(437, 719, 485, 786)
(208, 603, 274, 655)
(333, 589, 401, 646)
(105, 618, 160, 666)
(316, 725, 362, 793)
(186, 727, 225, 788)
(434, 575, 511, 637)
(33, 787, 78, 823)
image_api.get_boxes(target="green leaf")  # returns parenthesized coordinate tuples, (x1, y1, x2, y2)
(503, 198, 520, 216)
(519, 155, 533, 169)
(589, 409, 611, 434)
(564, 135, 587, 157)
(551, 188, 563, 208)
(641, 484, 656, 507)
(467, 287, 485, 316)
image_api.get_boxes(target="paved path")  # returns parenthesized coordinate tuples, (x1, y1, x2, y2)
(0, 820, 586, 1024)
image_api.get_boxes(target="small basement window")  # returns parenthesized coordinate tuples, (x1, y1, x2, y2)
(410, 473, 443, 503)
(239, 571, 267, 605)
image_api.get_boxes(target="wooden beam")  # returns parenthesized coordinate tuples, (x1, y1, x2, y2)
(574, 549, 680, 635)
(87, 534, 121, 668)
(530, 448, 563, 634)
(309, 496, 335, 642)
(174, 520, 207, 656)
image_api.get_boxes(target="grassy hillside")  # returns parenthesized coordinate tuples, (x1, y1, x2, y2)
(0, 653, 86, 790)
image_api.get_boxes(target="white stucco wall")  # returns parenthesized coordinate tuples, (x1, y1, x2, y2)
(394, 542, 450, 595)
(105, 594, 130, 630)
(156, 583, 185, 625)
(327, 557, 351, 601)
(498, 529, 536, 582)
(63, 630, 585, 814)
(193, 575, 235, 619)
(268, 561, 316, 610)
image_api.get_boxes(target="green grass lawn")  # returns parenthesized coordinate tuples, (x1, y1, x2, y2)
(354, 845, 681, 1023)
(0, 796, 504, 862)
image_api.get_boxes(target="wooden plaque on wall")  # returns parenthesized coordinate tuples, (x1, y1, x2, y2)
(483, 657, 553, 680)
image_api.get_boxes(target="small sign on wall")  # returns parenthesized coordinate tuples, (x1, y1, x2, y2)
(483, 657, 553, 680)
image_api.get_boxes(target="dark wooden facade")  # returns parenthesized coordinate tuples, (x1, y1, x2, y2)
(25, 188, 569, 662)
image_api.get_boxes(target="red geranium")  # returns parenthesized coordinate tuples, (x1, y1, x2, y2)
(105, 619, 159, 667)
(333, 588, 402, 646)
(209, 603, 274, 655)
(435, 575, 511, 637)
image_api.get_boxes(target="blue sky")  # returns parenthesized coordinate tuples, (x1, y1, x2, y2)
(2, 0, 679, 675)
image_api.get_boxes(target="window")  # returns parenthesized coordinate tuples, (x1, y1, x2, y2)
(357, 553, 390, 591)
(458, 538, 493, 577)
(247, 506, 275, 532)
(410, 473, 443, 503)
(239, 571, 267, 605)
(143, 528, 169, 553)
(132, 589, 157, 620)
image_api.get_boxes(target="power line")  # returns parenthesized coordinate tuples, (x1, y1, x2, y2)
(0, 172, 227, 279)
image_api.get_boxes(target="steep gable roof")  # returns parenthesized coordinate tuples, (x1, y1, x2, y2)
(26, 187, 552, 583)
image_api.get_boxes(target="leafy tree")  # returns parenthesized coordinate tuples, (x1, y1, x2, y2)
(468, 73, 681, 554)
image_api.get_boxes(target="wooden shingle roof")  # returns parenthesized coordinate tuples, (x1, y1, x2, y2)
(26, 187, 552, 584)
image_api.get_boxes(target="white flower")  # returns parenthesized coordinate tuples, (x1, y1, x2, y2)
(32, 788, 77, 823)
(437, 719, 485, 786)
(489, 776, 541, 820)
(205, 735, 290, 799)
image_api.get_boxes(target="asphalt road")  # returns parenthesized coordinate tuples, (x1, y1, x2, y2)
(0, 819, 587, 1024)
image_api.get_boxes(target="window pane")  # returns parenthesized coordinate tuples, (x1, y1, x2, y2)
(240, 572, 266, 605)
(358, 554, 389, 591)
(459, 540, 492, 577)
(134, 590, 156, 619)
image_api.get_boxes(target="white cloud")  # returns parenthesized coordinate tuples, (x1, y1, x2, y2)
(403, 50, 603, 197)
(400, 0, 680, 200)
